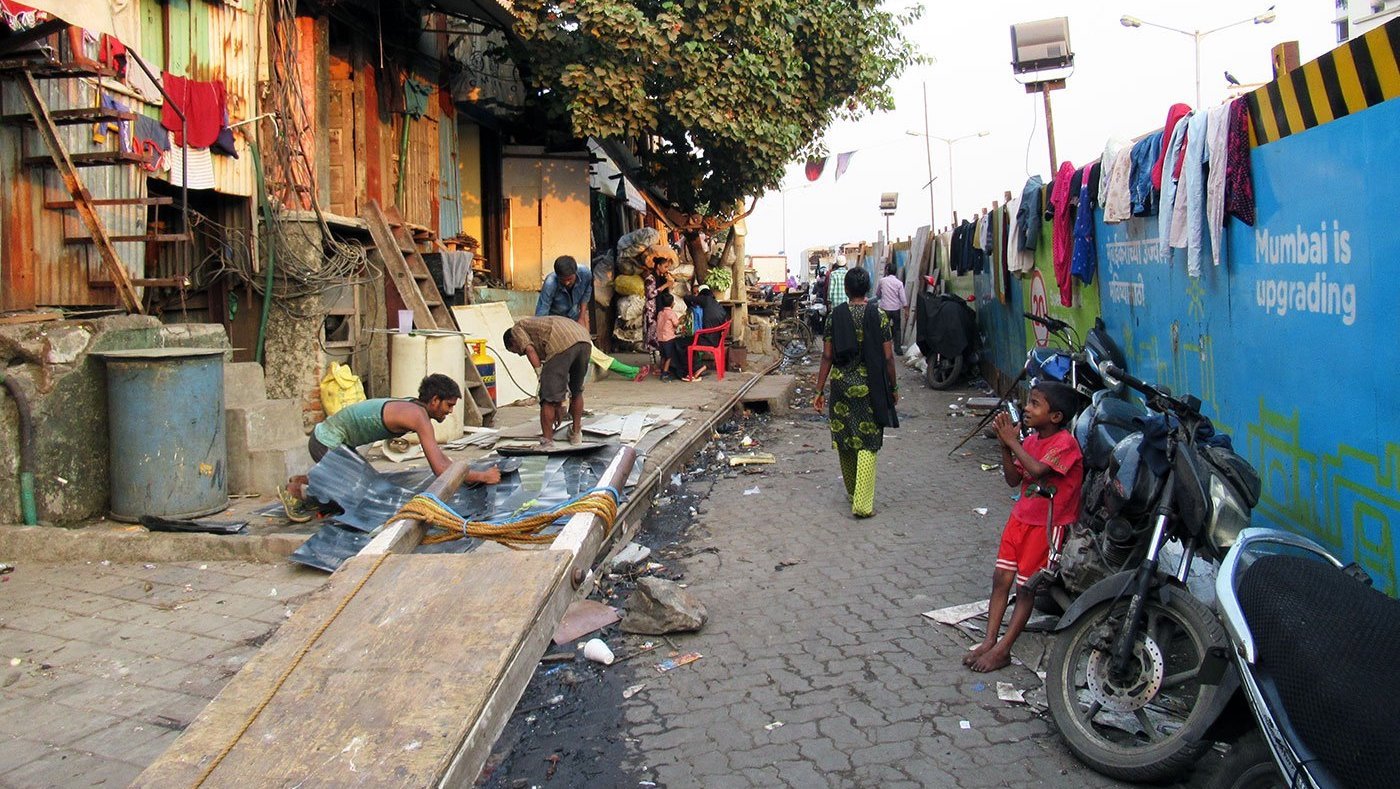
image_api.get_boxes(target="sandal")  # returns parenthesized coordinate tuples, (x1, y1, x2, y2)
(634, 365, 651, 382)
(278, 485, 315, 524)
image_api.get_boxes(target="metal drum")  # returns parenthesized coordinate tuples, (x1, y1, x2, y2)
(100, 348, 228, 521)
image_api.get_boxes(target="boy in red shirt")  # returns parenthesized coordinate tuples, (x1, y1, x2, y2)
(965, 381, 1083, 672)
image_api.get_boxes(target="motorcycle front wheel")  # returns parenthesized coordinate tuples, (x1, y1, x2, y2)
(924, 354, 963, 389)
(1046, 586, 1229, 782)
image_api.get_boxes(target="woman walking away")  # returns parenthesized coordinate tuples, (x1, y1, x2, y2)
(813, 267, 900, 517)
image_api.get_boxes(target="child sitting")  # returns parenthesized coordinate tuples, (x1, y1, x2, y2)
(965, 380, 1083, 673)
(654, 291, 686, 380)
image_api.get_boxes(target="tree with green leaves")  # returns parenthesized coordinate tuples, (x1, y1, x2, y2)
(507, 0, 922, 271)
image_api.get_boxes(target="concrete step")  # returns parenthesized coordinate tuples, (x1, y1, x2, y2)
(224, 362, 268, 409)
(740, 374, 798, 415)
(227, 438, 312, 497)
(226, 399, 305, 455)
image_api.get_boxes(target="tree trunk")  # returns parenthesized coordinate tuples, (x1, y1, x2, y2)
(685, 232, 709, 284)
(729, 214, 747, 345)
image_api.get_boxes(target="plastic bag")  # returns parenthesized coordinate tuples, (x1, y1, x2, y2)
(320, 362, 366, 417)
(614, 274, 646, 297)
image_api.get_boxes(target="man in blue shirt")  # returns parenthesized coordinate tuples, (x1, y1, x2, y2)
(536, 255, 593, 330)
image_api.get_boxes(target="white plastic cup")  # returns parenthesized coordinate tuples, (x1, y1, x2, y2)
(397, 310, 414, 334)
(582, 638, 615, 665)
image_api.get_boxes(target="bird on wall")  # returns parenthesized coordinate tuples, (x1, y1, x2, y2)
(1224, 71, 1241, 86)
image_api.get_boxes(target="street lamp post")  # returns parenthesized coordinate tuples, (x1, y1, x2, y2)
(1120, 8, 1277, 108)
(906, 129, 989, 224)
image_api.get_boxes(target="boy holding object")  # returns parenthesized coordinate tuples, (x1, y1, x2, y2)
(965, 381, 1083, 672)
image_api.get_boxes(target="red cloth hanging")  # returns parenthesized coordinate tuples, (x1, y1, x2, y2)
(1225, 99, 1256, 227)
(1151, 103, 1191, 190)
(1050, 161, 1077, 307)
(161, 72, 226, 149)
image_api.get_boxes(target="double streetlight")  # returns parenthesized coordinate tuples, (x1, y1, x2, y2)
(905, 128, 989, 228)
(1120, 8, 1277, 108)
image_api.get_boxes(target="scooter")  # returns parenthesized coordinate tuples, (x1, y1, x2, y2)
(915, 290, 980, 389)
(1208, 527, 1400, 789)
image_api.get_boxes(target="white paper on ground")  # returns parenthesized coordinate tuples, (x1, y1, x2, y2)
(921, 599, 990, 625)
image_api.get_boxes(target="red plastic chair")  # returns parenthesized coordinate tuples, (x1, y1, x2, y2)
(687, 320, 731, 380)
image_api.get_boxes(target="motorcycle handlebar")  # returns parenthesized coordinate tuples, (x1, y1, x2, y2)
(1101, 363, 1200, 417)
(1023, 312, 1071, 333)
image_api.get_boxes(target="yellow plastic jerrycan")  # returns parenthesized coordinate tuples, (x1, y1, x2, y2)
(320, 362, 367, 416)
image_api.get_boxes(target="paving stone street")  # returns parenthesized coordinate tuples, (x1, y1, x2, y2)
(487, 360, 1180, 788)
(0, 559, 325, 787)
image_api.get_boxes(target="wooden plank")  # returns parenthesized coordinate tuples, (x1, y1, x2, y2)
(131, 551, 572, 788)
(0, 107, 136, 126)
(359, 459, 473, 556)
(0, 312, 61, 326)
(45, 196, 173, 209)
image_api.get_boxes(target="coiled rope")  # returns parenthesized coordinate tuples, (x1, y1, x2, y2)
(394, 488, 621, 548)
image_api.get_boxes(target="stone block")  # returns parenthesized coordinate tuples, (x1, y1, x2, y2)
(223, 362, 268, 409)
(226, 399, 305, 455)
(228, 439, 311, 496)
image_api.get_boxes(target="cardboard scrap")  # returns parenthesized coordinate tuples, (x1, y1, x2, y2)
(552, 599, 621, 645)
(729, 452, 776, 467)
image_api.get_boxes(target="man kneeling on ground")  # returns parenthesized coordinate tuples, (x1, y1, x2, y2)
(307, 374, 501, 484)
(502, 316, 592, 448)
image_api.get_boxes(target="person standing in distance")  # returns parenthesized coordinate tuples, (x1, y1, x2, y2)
(536, 255, 593, 330)
(875, 261, 908, 355)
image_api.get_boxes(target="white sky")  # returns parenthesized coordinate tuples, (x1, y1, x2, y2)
(746, 0, 1340, 271)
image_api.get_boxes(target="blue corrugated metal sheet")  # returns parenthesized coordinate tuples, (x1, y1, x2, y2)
(438, 109, 462, 238)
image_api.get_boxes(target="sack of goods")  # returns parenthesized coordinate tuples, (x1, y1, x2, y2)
(614, 274, 646, 297)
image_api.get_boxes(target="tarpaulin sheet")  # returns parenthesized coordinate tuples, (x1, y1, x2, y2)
(290, 445, 625, 572)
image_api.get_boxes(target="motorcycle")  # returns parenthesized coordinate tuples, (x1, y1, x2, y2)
(1023, 313, 1128, 402)
(915, 291, 980, 389)
(1044, 362, 1263, 783)
(1207, 527, 1400, 789)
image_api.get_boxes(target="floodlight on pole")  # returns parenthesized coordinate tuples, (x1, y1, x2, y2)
(1119, 8, 1277, 107)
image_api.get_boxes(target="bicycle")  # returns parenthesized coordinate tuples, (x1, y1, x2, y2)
(774, 316, 814, 358)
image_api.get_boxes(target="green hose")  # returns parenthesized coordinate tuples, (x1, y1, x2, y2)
(0, 371, 37, 525)
(251, 141, 275, 365)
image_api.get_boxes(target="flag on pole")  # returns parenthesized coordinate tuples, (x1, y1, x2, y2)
(804, 157, 827, 182)
(835, 151, 855, 181)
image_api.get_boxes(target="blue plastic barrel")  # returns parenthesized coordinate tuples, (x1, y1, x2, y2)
(100, 348, 228, 522)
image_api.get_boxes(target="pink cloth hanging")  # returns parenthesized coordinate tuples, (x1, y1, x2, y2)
(1050, 161, 1077, 307)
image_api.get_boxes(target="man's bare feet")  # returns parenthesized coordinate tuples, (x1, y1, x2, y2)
(969, 645, 1012, 672)
(962, 641, 995, 667)
(539, 438, 555, 450)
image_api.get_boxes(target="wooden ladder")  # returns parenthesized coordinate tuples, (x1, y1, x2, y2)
(362, 199, 496, 427)
(0, 53, 192, 311)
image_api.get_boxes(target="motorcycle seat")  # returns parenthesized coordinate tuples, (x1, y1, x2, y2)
(1238, 554, 1400, 788)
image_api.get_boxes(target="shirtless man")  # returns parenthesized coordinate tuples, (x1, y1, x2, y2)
(306, 373, 500, 483)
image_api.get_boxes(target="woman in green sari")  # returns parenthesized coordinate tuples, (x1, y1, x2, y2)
(813, 266, 900, 517)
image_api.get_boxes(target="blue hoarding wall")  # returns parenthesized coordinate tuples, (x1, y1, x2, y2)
(1096, 97, 1400, 593)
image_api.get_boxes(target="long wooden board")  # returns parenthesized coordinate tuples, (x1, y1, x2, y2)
(133, 551, 571, 788)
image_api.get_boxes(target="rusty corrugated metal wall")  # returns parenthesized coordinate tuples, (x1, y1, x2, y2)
(0, 52, 146, 309)
(0, 1, 258, 311)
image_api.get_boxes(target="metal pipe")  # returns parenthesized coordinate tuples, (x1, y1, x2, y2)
(250, 141, 276, 364)
(0, 372, 37, 525)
